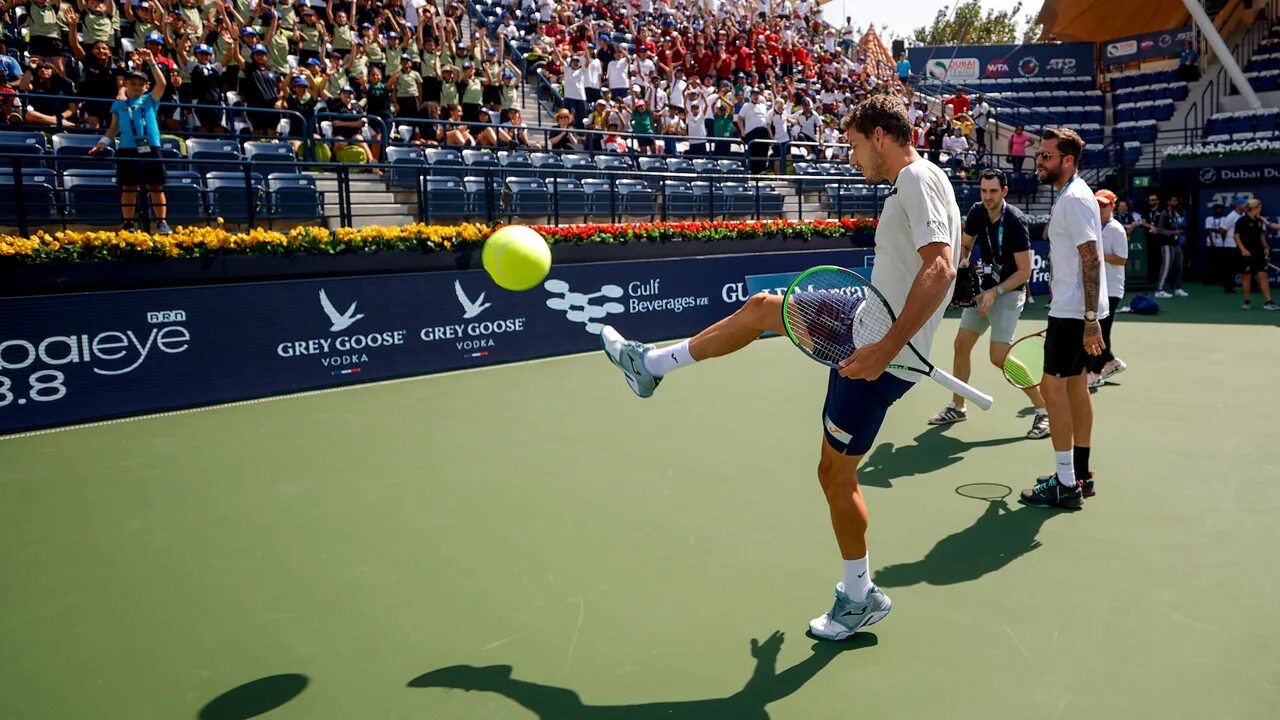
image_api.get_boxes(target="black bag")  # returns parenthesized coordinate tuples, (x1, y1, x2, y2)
(950, 266, 981, 308)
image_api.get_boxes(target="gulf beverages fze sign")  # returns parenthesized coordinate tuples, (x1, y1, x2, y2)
(0, 249, 889, 434)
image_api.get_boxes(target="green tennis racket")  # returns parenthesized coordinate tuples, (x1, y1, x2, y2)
(781, 265, 995, 411)
(1002, 330, 1046, 389)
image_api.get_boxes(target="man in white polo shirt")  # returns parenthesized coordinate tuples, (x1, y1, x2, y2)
(737, 86, 771, 173)
(1020, 127, 1108, 511)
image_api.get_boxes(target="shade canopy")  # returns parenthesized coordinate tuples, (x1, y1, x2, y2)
(1035, 0, 1191, 42)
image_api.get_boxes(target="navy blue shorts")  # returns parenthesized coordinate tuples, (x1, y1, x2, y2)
(822, 371, 916, 456)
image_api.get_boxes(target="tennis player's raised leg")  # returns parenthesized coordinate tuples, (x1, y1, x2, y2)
(600, 293, 785, 398)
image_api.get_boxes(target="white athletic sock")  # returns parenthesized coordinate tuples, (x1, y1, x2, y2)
(842, 555, 872, 602)
(643, 340, 695, 377)
(1055, 450, 1077, 487)
(1035, 407, 1048, 417)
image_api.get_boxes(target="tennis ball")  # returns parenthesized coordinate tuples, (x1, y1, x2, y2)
(482, 226, 551, 291)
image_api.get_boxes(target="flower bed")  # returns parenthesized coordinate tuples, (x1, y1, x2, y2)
(0, 219, 877, 264)
(1162, 140, 1280, 160)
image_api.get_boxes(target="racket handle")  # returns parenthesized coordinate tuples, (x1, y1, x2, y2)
(928, 368, 995, 411)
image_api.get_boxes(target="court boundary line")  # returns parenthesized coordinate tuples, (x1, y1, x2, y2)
(0, 345, 648, 442)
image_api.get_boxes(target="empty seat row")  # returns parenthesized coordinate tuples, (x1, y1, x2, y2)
(1111, 82, 1189, 105)
(1114, 100, 1177, 123)
(0, 169, 322, 225)
(1109, 69, 1179, 91)
(1204, 108, 1280, 138)
(1112, 120, 1159, 144)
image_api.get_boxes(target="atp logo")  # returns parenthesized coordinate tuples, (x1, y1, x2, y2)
(543, 278, 625, 334)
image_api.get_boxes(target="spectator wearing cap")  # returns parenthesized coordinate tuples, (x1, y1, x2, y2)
(10, 0, 66, 76)
(346, 37, 370, 82)
(389, 54, 423, 118)
(736, 86, 770, 172)
(457, 59, 483, 123)
(281, 74, 323, 156)
(560, 48, 590, 129)
(438, 62, 460, 109)
(499, 62, 521, 111)
(175, 42, 226, 133)
(294, 6, 328, 65)
(90, 52, 171, 234)
(685, 88, 710, 157)
(631, 97, 656, 154)
(76, 0, 116, 49)
(419, 36, 443, 109)
(125, 1, 162, 55)
(607, 46, 631, 98)
(327, 0, 356, 57)
(480, 44, 503, 107)
(256, 7, 290, 73)
(361, 22, 387, 74)
(329, 84, 377, 166)
(230, 41, 283, 136)
(711, 91, 736, 157)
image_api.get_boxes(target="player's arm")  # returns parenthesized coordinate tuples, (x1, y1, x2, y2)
(839, 241, 954, 379)
(1080, 240, 1104, 352)
(958, 231, 974, 268)
(1234, 230, 1250, 256)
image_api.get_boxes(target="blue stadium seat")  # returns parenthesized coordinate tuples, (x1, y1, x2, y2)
(462, 149, 499, 169)
(595, 154, 633, 174)
(385, 146, 425, 189)
(421, 176, 469, 221)
(498, 150, 533, 169)
(561, 152, 596, 176)
(206, 171, 266, 222)
(163, 170, 205, 224)
(268, 173, 322, 220)
(188, 137, 244, 173)
(63, 168, 119, 222)
(661, 180, 701, 218)
(546, 177, 588, 219)
(0, 168, 58, 224)
(463, 175, 503, 218)
(580, 178, 614, 217)
(692, 158, 720, 175)
(665, 157, 695, 174)
(505, 176, 551, 219)
(637, 156, 666, 174)
(244, 141, 298, 171)
(426, 148, 467, 180)
(52, 134, 114, 172)
(615, 178, 656, 217)
(0, 134, 47, 169)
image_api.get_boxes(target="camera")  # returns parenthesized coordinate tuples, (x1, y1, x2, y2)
(977, 263, 1001, 291)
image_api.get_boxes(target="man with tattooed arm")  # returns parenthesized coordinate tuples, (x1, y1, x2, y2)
(1019, 127, 1109, 510)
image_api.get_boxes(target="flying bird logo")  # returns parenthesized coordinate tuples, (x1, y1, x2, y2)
(318, 289, 365, 332)
(454, 280, 492, 319)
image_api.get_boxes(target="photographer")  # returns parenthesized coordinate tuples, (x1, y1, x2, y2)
(929, 169, 1048, 439)
(88, 50, 171, 234)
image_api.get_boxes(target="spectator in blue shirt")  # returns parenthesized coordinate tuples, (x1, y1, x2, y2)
(896, 55, 912, 84)
(90, 50, 172, 234)
(1178, 40, 1200, 82)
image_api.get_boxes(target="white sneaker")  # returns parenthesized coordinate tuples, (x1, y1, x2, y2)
(1154, 290, 1173, 299)
(927, 403, 967, 425)
(808, 582, 892, 641)
(1100, 358, 1127, 381)
(1088, 373, 1104, 389)
(1174, 289, 1190, 297)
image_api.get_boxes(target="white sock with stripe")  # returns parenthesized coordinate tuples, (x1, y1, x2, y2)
(644, 340, 695, 377)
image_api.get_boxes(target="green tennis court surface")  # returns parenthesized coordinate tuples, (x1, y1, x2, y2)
(2, 292, 1277, 719)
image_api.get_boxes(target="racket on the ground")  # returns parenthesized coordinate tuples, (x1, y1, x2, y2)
(1002, 330, 1045, 389)
(781, 265, 995, 411)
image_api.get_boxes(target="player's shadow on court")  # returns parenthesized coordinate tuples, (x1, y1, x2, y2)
(408, 630, 875, 720)
(858, 425, 1023, 488)
(874, 499, 1060, 587)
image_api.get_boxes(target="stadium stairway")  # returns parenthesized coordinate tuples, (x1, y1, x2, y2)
(310, 174, 417, 229)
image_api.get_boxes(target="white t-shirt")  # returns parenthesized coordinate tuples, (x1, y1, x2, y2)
(606, 58, 630, 88)
(1101, 217, 1128, 298)
(586, 58, 603, 89)
(1223, 209, 1244, 246)
(563, 64, 586, 100)
(687, 103, 708, 138)
(794, 111, 821, 140)
(873, 158, 962, 382)
(1047, 175, 1109, 319)
(737, 101, 768, 134)
(942, 134, 969, 155)
(767, 108, 790, 142)
(1205, 214, 1231, 248)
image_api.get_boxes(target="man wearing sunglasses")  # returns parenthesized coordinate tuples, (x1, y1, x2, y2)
(1020, 128, 1109, 510)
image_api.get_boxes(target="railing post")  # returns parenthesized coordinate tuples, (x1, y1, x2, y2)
(485, 168, 496, 222)
(13, 157, 28, 238)
(243, 159, 257, 229)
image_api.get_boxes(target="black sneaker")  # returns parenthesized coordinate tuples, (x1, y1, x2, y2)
(1019, 474, 1084, 510)
(1035, 471, 1095, 497)
(122, 220, 136, 232)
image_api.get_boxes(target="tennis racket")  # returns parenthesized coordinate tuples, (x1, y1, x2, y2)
(1002, 330, 1045, 389)
(781, 265, 995, 411)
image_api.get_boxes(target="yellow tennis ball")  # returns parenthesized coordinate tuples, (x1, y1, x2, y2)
(482, 226, 551, 291)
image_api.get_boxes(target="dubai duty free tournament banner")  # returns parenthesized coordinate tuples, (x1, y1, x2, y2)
(0, 249, 888, 435)
(909, 42, 1096, 82)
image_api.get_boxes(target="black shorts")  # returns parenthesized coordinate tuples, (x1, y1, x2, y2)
(1242, 248, 1268, 274)
(115, 147, 168, 188)
(247, 105, 278, 132)
(28, 34, 63, 58)
(1043, 316, 1088, 378)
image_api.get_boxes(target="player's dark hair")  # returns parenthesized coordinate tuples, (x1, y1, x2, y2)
(980, 169, 1007, 188)
(1041, 127, 1085, 163)
(843, 95, 912, 146)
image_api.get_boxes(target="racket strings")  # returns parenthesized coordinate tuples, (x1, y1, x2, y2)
(784, 270, 895, 366)
(1003, 336, 1045, 388)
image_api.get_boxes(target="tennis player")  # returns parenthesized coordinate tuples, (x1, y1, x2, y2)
(927, 169, 1049, 439)
(600, 94, 961, 640)
(1087, 189, 1128, 388)
(1020, 128, 1108, 510)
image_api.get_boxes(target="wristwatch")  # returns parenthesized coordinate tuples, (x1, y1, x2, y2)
(995, 285, 1005, 296)
(1084, 311, 1098, 322)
